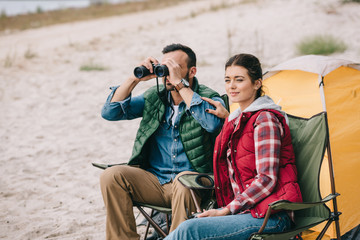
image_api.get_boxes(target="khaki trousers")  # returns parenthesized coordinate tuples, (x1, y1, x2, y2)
(100, 165, 200, 240)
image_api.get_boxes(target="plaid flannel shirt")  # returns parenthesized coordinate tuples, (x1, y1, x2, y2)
(226, 111, 284, 214)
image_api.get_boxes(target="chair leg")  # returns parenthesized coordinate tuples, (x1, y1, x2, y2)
(316, 219, 333, 240)
(190, 189, 201, 212)
(166, 213, 170, 234)
(137, 206, 167, 238)
(144, 209, 154, 240)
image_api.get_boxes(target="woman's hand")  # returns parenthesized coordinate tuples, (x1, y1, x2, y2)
(197, 208, 231, 218)
(202, 97, 230, 119)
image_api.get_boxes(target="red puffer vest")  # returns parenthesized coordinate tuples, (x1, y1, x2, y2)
(213, 109, 302, 218)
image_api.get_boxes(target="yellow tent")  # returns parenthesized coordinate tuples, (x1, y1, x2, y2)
(262, 55, 360, 239)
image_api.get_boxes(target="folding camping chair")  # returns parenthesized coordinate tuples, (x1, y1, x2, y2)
(249, 112, 341, 240)
(92, 94, 229, 239)
(174, 112, 341, 240)
(91, 165, 215, 239)
(92, 162, 173, 239)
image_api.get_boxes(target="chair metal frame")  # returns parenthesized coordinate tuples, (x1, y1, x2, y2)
(134, 202, 171, 239)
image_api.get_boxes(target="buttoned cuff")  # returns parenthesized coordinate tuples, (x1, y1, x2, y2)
(188, 92, 202, 108)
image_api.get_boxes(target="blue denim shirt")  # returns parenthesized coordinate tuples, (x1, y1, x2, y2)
(102, 86, 224, 185)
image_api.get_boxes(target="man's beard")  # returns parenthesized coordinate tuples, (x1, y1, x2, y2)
(165, 72, 190, 91)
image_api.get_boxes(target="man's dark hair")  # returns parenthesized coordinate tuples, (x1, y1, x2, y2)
(162, 43, 196, 69)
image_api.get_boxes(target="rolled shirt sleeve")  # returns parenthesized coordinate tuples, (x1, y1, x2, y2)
(101, 86, 145, 121)
(187, 92, 225, 133)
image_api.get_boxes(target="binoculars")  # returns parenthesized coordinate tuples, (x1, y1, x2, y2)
(134, 64, 169, 79)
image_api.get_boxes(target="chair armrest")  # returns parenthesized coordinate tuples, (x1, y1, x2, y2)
(178, 173, 214, 190)
(258, 193, 340, 234)
(178, 173, 216, 213)
(269, 193, 340, 211)
(91, 162, 127, 170)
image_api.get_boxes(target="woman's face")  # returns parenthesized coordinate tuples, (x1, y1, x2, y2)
(225, 65, 260, 110)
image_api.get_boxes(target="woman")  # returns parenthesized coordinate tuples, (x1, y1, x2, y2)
(164, 53, 302, 240)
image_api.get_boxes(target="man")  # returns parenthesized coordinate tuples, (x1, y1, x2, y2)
(100, 43, 225, 240)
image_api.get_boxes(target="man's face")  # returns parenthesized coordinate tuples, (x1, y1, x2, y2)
(161, 50, 190, 91)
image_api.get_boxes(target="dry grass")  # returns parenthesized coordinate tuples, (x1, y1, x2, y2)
(80, 59, 108, 71)
(0, 0, 189, 32)
(24, 47, 37, 59)
(297, 34, 347, 56)
(4, 52, 16, 68)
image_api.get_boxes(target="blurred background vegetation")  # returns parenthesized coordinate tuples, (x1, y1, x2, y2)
(297, 35, 347, 56)
(0, 0, 188, 32)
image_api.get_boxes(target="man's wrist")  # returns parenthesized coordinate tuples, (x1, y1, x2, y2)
(128, 76, 140, 84)
(172, 78, 181, 86)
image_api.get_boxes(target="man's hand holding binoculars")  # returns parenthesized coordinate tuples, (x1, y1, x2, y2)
(133, 56, 160, 82)
(133, 56, 185, 92)
(161, 57, 183, 88)
(111, 55, 190, 104)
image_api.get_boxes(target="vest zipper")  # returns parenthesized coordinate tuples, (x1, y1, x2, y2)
(230, 117, 246, 193)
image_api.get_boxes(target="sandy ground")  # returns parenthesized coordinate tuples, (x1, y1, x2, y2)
(0, 0, 359, 239)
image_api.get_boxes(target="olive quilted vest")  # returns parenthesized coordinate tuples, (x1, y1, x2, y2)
(128, 78, 220, 173)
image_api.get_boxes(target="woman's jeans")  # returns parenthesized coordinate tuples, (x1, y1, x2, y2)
(165, 211, 292, 240)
